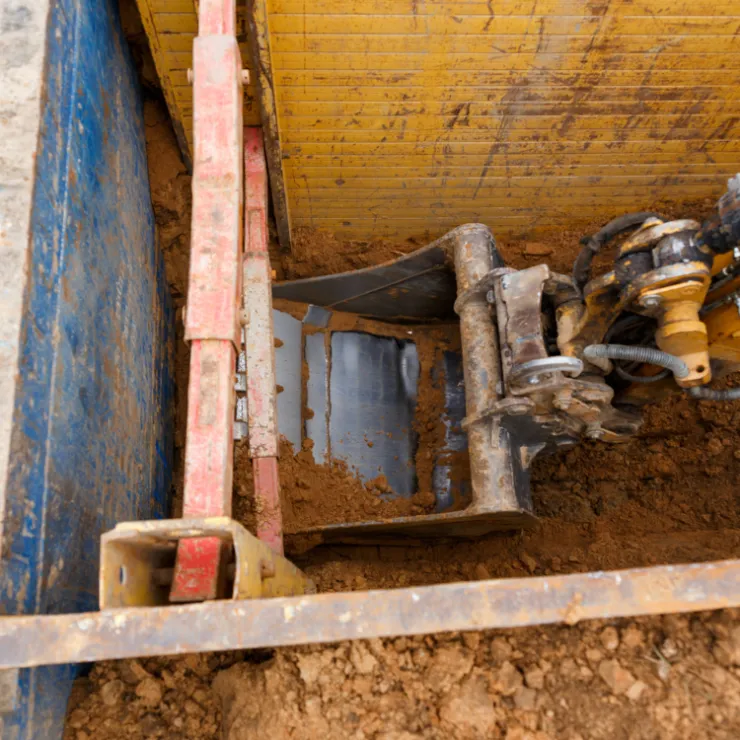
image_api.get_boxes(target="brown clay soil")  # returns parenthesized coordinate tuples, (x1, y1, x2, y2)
(64, 7, 739, 737)
(277, 226, 424, 280)
(66, 609, 740, 739)
(234, 438, 438, 536)
(295, 390, 740, 592)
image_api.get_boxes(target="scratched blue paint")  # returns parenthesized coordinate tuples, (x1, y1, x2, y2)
(0, 0, 173, 736)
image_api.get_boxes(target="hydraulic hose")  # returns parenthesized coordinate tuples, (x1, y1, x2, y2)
(613, 364, 670, 384)
(585, 345, 740, 400)
(573, 212, 661, 294)
(583, 344, 689, 380)
(687, 386, 740, 401)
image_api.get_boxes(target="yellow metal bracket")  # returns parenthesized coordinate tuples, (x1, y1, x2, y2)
(100, 517, 315, 608)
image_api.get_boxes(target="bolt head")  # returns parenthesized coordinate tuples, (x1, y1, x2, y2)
(640, 294, 662, 309)
(486, 289, 495, 304)
(527, 375, 540, 385)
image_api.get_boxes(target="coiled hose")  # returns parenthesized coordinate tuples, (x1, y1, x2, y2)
(583, 344, 689, 380)
(584, 344, 740, 400)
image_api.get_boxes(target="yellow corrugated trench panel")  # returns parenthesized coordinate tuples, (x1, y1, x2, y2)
(266, 0, 740, 241)
(135, 0, 262, 167)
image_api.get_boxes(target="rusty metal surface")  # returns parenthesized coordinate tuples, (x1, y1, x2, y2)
(252, 457, 283, 552)
(452, 225, 535, 523)
(490, 264, 636, 445)
(2, 559, 738, 670)
(497, 265, 552, 388)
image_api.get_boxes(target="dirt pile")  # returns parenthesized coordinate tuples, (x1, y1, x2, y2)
(64, 653, 226, 739)
(296, 386, 740, 592)
(66, 609, 740, 740)
(234, 438, 437, 534)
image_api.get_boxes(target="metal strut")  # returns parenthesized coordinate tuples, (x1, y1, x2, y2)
(133, 0, 299, 605)
(170, 0, 245, 602)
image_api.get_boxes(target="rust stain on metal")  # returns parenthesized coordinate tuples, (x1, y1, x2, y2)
(2, 559, 738, 669)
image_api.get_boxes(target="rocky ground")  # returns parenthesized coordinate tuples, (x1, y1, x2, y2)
(65, 609, 740, 739)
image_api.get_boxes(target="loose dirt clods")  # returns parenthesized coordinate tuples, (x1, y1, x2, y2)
(66, 610, 740, 739)
(293, 392, 740, 592)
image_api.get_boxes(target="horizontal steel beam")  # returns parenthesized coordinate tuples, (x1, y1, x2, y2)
(1, 560, 738, 669)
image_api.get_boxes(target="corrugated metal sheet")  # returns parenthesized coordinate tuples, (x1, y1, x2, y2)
(269, 0, 740, 240)
(135, 0, 261, 166)
(138, 0, 740, 242)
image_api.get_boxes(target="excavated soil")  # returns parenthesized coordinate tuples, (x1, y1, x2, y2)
(278, 227, 427, 280)
(66, 609, 740, 740)
(234, 438, 438, 536)
(234, 313, 458, 536)
(296, 391, 740, 592)
(64, 6, 739, 737)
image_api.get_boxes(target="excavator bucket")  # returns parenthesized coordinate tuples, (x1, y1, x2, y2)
(266, 225, 537, 546)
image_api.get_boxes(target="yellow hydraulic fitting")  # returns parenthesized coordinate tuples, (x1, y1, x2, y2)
(638, 278, 711, 387)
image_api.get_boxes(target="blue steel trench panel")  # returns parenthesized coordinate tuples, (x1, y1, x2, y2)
(0, 0, 173, 736)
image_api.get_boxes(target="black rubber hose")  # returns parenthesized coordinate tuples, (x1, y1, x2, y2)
(573, 212, 661, 294)
(688, 386, 740, 401)
(583, 344, 689, 380)
(614, 364, 671, 384)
